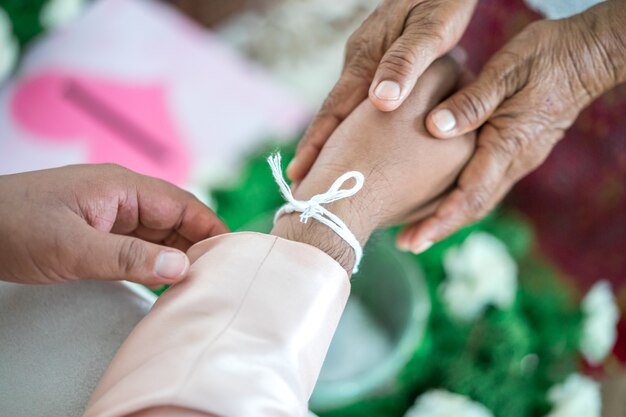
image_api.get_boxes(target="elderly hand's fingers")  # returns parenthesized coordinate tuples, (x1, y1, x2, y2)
(370, 0, 477, 112)
(287, 69, 372, 182)
(397, 130, 512, 252)
(72, 228, 191, 286)
(402, 79, 566, 252)
(397, 178, 513, 253)
(426, 47, 526, 138)
(398, 195, 445, 225)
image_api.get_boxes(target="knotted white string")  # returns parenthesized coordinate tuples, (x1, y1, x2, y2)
(268, 152, 364, 273)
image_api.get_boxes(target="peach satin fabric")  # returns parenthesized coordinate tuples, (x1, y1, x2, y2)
(82, 232, 349, 417)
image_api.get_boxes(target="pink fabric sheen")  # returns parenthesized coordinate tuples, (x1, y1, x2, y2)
(83, 232, 349, 417)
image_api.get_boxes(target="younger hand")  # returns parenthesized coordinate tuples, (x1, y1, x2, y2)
(0, 164, 228, 285)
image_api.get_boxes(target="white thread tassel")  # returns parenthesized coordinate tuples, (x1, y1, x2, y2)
(268, 152, 364, 273)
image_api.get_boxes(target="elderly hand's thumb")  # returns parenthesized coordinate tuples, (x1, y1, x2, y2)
(75, 229, 190, 285)
(426, 74, 503, 139)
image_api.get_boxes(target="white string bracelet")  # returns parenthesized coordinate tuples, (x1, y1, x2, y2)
(268, 152, 365, 273)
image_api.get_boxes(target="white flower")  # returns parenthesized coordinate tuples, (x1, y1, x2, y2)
(404, 389, 494, 417)
(545, 374, 601, 417)
(40, 0, 86, 30)
(580, 280, 619, 365)
(440, 232, 517, 321)
(0, 7, 18, 84)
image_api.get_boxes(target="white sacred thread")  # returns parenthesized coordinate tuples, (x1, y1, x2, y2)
(268, 152, 364, 273)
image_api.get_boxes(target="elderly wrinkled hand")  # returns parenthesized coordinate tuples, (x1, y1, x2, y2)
(286, 0, 478, 182)
(399, 0, 626, 251)
(0, 164, 228, 285)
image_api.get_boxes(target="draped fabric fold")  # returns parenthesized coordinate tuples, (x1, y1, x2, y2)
(83, 232, 349, 417)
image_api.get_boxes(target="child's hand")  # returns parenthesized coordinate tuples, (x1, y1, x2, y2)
(0, 164, 228, 285)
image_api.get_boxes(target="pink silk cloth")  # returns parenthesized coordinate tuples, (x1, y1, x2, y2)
(82, 232, 349, 417)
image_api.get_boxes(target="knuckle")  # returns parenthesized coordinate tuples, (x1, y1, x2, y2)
(318, 82, 357, 122)
(380, 45, 417, 78)
(489, 116, 535, 156)
(452, 89, 490, 124)
(437, 217, 463, 239)
(345, 30, 366, 54)
(481, 51, 527, 96)
(117, 239, 147, 276)
(406, 18, 445, 45)
(465, 186, 493, 220)
(318, 95, 344, 123)
(405, 2, 447, 42)
(345, 43, 381, 79)
(493, 133, 523, 157)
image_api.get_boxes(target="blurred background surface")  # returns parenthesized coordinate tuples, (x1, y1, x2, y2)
(0, 0, 624, 416)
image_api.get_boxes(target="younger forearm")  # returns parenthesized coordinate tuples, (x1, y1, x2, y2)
(271, 203, 374, 275)
(271, 163, 384, 275)
(84, 233, 349, 417)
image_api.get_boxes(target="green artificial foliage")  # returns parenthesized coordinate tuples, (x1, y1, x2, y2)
(212, 142, 295, 232)
(210, 140, 583, 417)
(408, 213, 581, 417)
(2, 0, 49, 48)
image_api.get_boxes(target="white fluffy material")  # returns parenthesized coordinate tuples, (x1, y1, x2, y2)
(404, 390, 494, 417)
(546, 374, 601, 417)
(440, 232, 517, 321)
(580, 280, 619, 365)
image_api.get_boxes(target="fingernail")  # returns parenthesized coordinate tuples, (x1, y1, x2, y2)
(449, 46, 468, 66)
(286, 159, 296, 177)
(397, 235, 411, 251)
(411, 240, 433, 255)
(374, 80, 401, 101)
(397, 240, 410, 252)
(431, 109, 457, 133)
(154, 251, 189, 280)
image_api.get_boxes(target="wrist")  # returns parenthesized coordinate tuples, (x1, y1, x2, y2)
(270, 196, 376, 275)
(271, 215, 358, 274)
(571, 0, 626, 94)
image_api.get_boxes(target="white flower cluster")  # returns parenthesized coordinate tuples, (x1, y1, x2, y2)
(0, 7, 18, 85)
(41, 0, 86, 31)
(580, 280, 619, 365)
(404, 389, 493, 417)
(441, 232, 518, 321)
(545, 374, 601, 417)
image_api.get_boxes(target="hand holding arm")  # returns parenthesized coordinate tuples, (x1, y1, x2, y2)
(287, 0, 477, 181)
(281, 54, 475, 261)
(399, 0, 626, 251)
